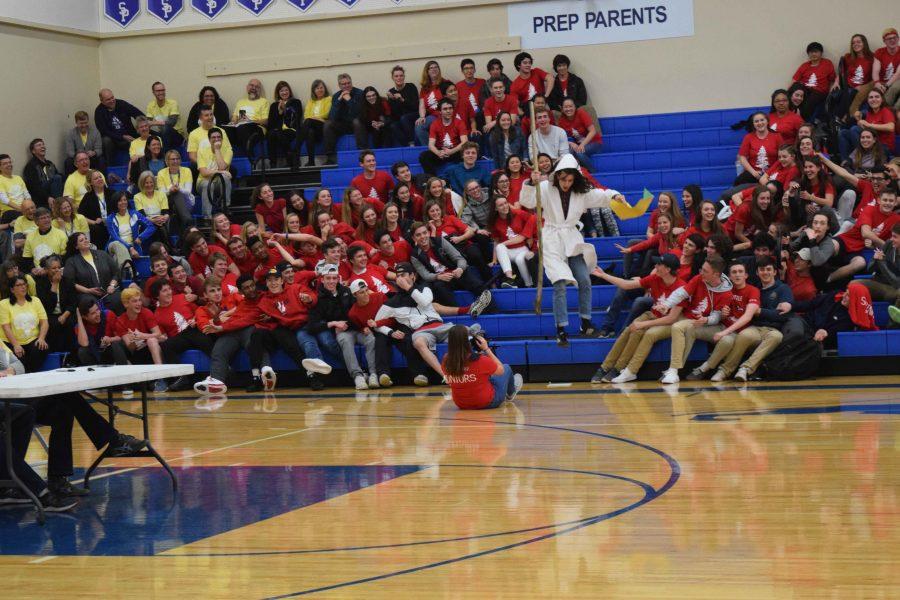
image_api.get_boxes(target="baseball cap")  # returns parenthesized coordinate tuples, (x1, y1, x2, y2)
(264, 268, 281, 279)
(652, 253, 680, 272)
(395, 262, 415, 275)
(883, 27, 898, 40)
(795, 248, 812, 261)
(349, 279, 368, 294)
(315, 260, 339, 276)
(276, 260, 293, 275)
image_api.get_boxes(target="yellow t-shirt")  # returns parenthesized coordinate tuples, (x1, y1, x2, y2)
(53, 214, 91, 238)
(187, 125, 233, 156)
(134, 190, 169, 217)
(233, 97, 269, 132)
(0, 174, 30, 214)
(157, 166, 193, 192)
(146, 98, 183, 135)
(12, 216, 36, 237)
(115, 213, 133, 244)
(23, 226, 68, 268)
(63, 170, 105, 209)
(129, 137, 149, 158)
(0, 298, 47, 345)
(79, 132, 88, 145)
(196, 145, 233, 184)
(304, 97, 332, 121)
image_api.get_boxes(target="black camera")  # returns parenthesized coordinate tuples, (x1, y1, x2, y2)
(470, 331, 487, 353)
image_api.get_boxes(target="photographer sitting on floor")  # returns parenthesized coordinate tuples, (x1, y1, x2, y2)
(441, 324, 523, 410)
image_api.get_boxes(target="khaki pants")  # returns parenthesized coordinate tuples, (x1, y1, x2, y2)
(858, 279, 899, 306)
(720, 326, 783, 376)
(602, 311, 654, 371)
(885, 79, 900, 110)
(848, 81, 875, 116)
(626, 320, 674, 374)
(669, 320, 725, 370)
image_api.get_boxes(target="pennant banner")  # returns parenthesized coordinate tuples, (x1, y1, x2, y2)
(105, 0, 141, 27)
(285, 0, 318, 10)
(191, 0, 229, 20)
(237, 0, 275, 15)
(147, 0, 184, 23)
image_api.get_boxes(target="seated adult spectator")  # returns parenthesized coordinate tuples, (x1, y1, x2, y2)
(298, 80, 331, 167)
(361, 86, 392, 149)
(487, 196, 535, 287)
(419, 99, 469, 175)
(445, 142, 491, 194)
(483, 79, 521, 139)
(11, 199, 37, 254)
(386, 66, 419, 147)
(768, 89, 804, 146)
(22, 139, 63, 210)
(323, 73, 366, 165)
(63, 111, 104, 174)
(126, 117, 153, 186)
(187, 105, 233, 162)
(94, 88, 143, 166)
(186, 86, 230, 134)
(0, 155, 29, 224)
(224, 78, 268, 161)
(409, 220, 485, 306)
(133, 136, 166, 189)
(266, 80, 302, 169)
(795, 283, 879, 348)
(145, 81, 183, 149)
(0, 275, 49, 372)
(415, 61, 453, 146)
(443, 324, 522, 409)
(790, 42, 837, 120)
(63, 231, 121, 311)
(546, 54, 588, 111)
(835, 35, 875, 122)
(133, 171, 175, 242)
(860, 222, 900, 319)
(35, 254, 76, 358)
(77, 169, 111, 249)
(251, 183, 286, 234)
(195, 128, 233, 216)
(838, 89, 896, 159)
(557, 98, 602, 167)
(734, 112, 783, 186)
(0, 260, 35, 301)
(157, 149, 195, 225)
(106, 191, 157, 268)
(351, 151, 395, 204)
(62, 152, 104, 211)
(480, 58, 512, 103)
(22, 208, 67, 274)
(488, 111, 527, 170)
(873, 27, 900, 111)
(528, 107, 569, 161)
(509, 52, 550, 108)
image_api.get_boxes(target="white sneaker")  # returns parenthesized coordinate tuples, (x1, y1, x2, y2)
(413, 374, 429, 387)
(734, 367, 749, 382)
(367, 373, 379, 389)
(121, 388, 134, 398)
(710, 369, 728, 382)
(354, 374, 368, 390)
(193, 377, 227, 395)
(261, 366, 277, 391)
(379, 374, 393, 388)
(507, 373, 524, 402)
(660, 368, 680, 385)
(301, 358, 333, 375)
(611, 368, 637, 383)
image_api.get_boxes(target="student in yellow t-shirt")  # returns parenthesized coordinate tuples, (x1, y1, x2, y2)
(227, 78, 269, 158)
(196, 128, 233, 218)
(12, 199, 37, 252)
(22, 208, 68, 272)
(0, 274, 49, 372)
(0, 154, 31, 214)
(52, 196, 90, 240)
(156, 150, 195, 232)
(300, 79, 332, 166)
(146, 81, 184, 147)
(63, 152, 105, 209)
(187, 106, 233, 163)
(128, 117, 153, 185)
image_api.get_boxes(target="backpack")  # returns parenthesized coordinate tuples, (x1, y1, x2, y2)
(760, 337, 822, 380)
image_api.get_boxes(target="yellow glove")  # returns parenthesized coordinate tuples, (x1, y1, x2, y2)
(610, 188, 653, 220)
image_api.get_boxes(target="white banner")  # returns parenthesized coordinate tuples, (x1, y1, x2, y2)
(508, 0, 694, 50)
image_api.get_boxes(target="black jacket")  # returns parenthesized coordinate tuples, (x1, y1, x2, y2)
(94, 100, 143, 141)
(756, 279, 795, 329)
(186, 99, 231, 133)
(78, 190, 112, 249)
(22, 157, 60, 208)
(36, 275, 76, 317)
(793, 292, 856, 348)
(267, 98, 303, 132)
(307, 283, 354, 334)
(410, 238, 467, 281)
(547, 72, 588, 110)
(328, 88, 365, 123)
(387, 83, 419, 117)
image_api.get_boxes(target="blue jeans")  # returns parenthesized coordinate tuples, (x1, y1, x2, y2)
(487, 364, 515, 409)
(838, 126, 861, 161)
(601, 287, 642, 332)
(552, 254, 593, 327)
(390, 113, 418, 146)
(572, 141, 603, 169)
(414, 115, 437, 146)
(296, 328, 341, 363)
(625, 296, 654, 327)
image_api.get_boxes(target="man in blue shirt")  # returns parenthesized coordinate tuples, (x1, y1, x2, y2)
(323, 73, 367, 165)
(445, 142, 491, 195)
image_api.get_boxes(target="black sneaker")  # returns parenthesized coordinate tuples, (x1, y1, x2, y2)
(580, 320, 601, 337)
(43, 493, 78, 513)
(500, 276, 517, 289)
(556, 329, 569, 347)
(49, 476, 89, 498)
(246, 376, 264, 393)
(597, 329, 614, 338)
(590, 367, 608, 383)
(0, 488, 35, 505)
(308, 373, 325, 391)
(600, 368, 620, 383)
(167, 376, 192, 392)
(107, 433, 147, 457)
(469, 289, 492, 318)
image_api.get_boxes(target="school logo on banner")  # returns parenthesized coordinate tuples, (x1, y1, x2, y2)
(334, 0, 360, 8)
(191, 0, 229, 20)
(105, 0, 140, 27)
(286, 0, 318, 11)
(147, 0, 184, 24)
(237, 0, 274, 15)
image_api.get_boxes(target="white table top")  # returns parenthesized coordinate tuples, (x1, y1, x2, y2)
(0, 364, 194, 399)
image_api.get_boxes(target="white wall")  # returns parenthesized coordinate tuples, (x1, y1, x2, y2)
(0, 0, 97, 33)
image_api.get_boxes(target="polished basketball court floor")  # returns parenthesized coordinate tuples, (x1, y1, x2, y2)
(1, 375, 898, 598)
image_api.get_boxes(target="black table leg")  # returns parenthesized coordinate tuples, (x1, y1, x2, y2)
(1, 399, 44, 524)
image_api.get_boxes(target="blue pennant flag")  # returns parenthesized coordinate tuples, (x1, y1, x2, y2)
(191, 0, 229, 19)
(236, 0, 274, 15)
(286, 0, 318, 10)
(105, 0, 140, 27)
(147, 0, 184, 23)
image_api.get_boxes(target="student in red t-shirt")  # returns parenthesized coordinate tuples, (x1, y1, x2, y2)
(442, 325, 523, 410)
(350, 151, 395, 204)
(185, 231, 238, 280)
(389, 182, 424, 222)
(341, 187, 385, 228)
(488, 196, 535, 287)
(414, 60, 453, 145)
(833, 188, 900, 282)
(873, 27, 900, 106)
(483, 78, 521, 135)
(252, 183, 287, 234)
(838, 34, 876, 120)
(725, 186, 785, 252)
(249, 236, 284, 282)
(839, 88, 896, 158)
(735, 112, 783, 185)
(768, 89, 804, 146)
(150, 279, 213, 389)
(783, 248, 818, 302)
(226, 235, 261, 276)
(509, 52, 550, 107)
(419, 99, 469, 176)
(114, 288, 166, 381)
(791, 42, 837, 120)
(558, 98, 602, 167)
(211, 212, 244, 247)
(208, 252, 240, 296)
(371, 230, 411, 278)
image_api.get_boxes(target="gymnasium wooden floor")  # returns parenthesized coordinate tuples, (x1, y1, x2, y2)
(1, 374, 898, 599)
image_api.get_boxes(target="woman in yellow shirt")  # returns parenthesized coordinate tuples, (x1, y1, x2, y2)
(133, 171, 171, 240)
(0, 275, 48, 372)
(299, 79, 332, 167)
(0, 260, 36, 300)
(52, 197, 90, 241)
(156, 150, 196, 234)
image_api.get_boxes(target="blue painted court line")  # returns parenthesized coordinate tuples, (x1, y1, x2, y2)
(692, 402, 900, 421)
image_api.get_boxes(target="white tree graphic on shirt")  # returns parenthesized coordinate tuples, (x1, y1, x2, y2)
(276, 300, 287, 314)
(367, 187, 379, 200)
(527, 83, 537, 100)
(691, 297, 709, 319)
(427, 92, 438, 111)
(806, 73, 818, 88)
(442, 133, 453, 149)
(506, 225, 516, 240)
(371, 276, 390, 294)
(755, 145, 770, 171)
(174, 311, 190, 333)
(468, 94, 479, 113)
(885, 63, 896, 82)
(770, 122, 778, 131)
(851, 66, 865, 86)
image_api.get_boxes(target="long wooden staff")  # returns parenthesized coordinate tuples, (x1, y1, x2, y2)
(529, 101, 544, 315)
